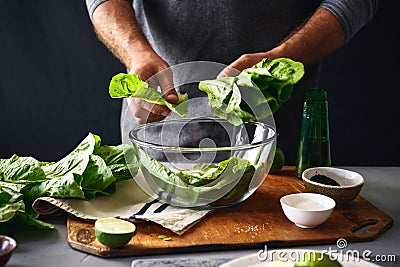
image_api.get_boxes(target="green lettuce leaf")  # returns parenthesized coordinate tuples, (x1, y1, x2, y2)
(106, 164, 136, 183)
(26, 173, 84, 200)
(94, 144, 138, 182)
(94, 144, 128, 165)
(135, 145, 254, 204)
(190, 157, 252, 194)
(198, 76, 256, 126)
(199, 57, 305, 125)
(109, 73, 188, 116)
(0, 155, 47, 183)
(0, 182, 24, 204)
(245, 58, 305, 103)
(0, 190, 11, 205)
(0, 203, 21, 223)
(137, 148, 188, 188)
(176, 164, 224, 187)
(81, 154, 115, 200)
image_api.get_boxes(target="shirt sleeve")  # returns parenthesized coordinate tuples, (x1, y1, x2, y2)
(320, 0, 379, 43)
(86, 0, 108, 20)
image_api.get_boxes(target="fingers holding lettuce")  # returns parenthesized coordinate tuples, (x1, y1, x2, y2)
(218, 52, 270, 78)
(124, 53, 180, 124)
(110, 67, 189, 123)
(218, 50, 282, 78)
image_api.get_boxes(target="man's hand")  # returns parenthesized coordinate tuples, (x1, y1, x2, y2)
(127, 52, 178, 124)
(218, 51, 278, 77)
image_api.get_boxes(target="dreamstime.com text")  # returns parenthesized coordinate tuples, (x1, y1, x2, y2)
(257, 238, 397, 264)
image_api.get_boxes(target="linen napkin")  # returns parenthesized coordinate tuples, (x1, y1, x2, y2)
(32, 171, 211, 235)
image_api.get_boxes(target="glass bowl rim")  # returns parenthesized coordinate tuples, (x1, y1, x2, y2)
(129, 118, 276, 152)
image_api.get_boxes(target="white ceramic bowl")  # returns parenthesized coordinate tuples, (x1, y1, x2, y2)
(280, 193, 336, 228)
(302, 167, 364, 205)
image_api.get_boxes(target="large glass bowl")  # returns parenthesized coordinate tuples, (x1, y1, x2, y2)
(129, 118, 276, 209)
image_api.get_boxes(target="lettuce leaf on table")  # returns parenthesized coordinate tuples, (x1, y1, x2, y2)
(0, 133, 138, 231)
(109, 73, 189, 116)
(94, 144, 138, 183)
(0, 155, 47, 183)
(199, 58, 305, 125)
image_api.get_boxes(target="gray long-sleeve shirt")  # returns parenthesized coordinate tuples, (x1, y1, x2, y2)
(87, 0, 378, 57)
(85, 0, 378, 163)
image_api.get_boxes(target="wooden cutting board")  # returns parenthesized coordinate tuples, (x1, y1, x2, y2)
(67, 167, 393, 257)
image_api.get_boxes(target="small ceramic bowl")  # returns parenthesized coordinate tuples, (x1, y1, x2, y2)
(302, 167, 364, 206)
(0, 235, 16, 266)
(280, 193, 336, 228)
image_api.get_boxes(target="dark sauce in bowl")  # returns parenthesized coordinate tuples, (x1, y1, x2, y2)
(310, 174, 340, 186)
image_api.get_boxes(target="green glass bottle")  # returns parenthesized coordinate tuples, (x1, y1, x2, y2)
(295, 88, 331, 178)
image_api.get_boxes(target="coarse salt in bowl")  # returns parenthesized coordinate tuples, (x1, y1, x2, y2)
(280, 192, 336, 228)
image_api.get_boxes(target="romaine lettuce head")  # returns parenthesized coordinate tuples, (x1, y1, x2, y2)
(0, 133, 139, 230)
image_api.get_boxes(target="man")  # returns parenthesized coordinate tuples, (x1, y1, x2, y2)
(86, 0, 378, 164)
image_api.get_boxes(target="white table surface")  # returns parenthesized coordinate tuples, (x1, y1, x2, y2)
(8, 167, 399, 267)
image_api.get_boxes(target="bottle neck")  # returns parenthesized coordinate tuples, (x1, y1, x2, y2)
(305, 88, 327, 102)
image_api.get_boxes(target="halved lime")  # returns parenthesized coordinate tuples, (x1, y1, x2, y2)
(94, 217, 136, 248)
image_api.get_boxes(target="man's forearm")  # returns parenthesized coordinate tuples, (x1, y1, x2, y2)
(92, 0, 154, 70)
(91, 0, 176, 123)
(225, 7, 346, 73)
(271, 7, 345, 66)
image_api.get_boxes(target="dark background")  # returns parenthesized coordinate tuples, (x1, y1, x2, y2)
(0, 1, 399, 165)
